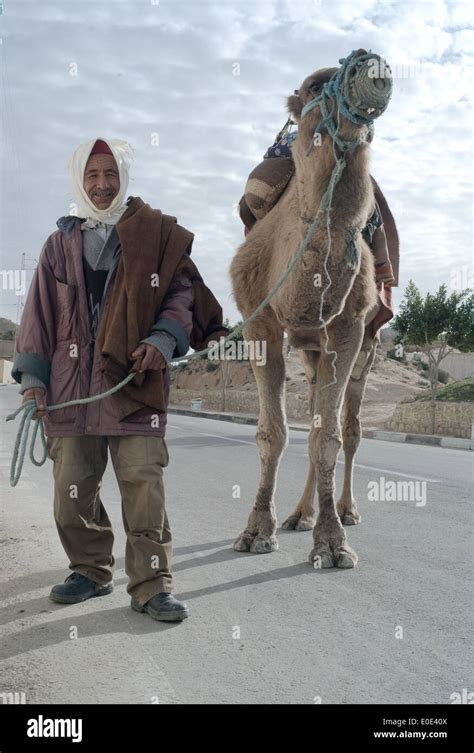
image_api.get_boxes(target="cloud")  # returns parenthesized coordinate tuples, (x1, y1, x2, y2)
(0, 0, 472, 330)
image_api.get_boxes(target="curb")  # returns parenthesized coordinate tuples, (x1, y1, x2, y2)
(168, 407, 474, 451)
(362, 429, 473, 450)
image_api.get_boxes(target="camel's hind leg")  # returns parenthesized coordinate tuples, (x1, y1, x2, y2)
(337, 328, 377, 526)
(309, 317, 365, 569)
(233, 314, 288, 554)
(282, 349, 319, 532)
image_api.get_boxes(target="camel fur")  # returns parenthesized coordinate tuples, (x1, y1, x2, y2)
(230, 65, 383, 568)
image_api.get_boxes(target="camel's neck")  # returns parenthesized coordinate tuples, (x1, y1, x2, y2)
(292, 134, 373, 231)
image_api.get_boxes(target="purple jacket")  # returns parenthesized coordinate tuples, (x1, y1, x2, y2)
(12, 220, 194, 438)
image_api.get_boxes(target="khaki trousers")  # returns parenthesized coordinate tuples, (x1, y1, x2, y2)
(46, 435, 173, 605)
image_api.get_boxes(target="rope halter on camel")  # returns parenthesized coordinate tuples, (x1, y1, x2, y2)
(299, 49, 393, 387)
(301, 50, 393, 155)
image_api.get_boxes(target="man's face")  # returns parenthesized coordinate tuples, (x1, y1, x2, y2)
(83, 153, 120, 209)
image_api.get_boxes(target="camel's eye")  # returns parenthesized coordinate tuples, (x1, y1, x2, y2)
(310, 81, 323, 94)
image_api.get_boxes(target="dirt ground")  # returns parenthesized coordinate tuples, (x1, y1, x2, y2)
(170, 345, 430, 430)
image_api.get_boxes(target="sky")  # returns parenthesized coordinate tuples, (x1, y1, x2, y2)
(1, 0, 473, 328)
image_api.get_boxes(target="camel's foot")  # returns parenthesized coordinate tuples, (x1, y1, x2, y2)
(337, 499, 362, 526)
(233, 532, 279, 554)
(233, 532, 254, 552)
(281, 511, 315, 531)
(309, 542, 358, 569)
(341, 511, 361, 526)
(309, 518, 359, 569)
(250, 534, 279, 554)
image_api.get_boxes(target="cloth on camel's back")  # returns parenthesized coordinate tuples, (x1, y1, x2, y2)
(239, 156, 399, 287)
(237, 134, 400, 336)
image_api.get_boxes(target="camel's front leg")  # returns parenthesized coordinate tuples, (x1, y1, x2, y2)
(282, 349, 319, 531)
(233, 318, 288, 554)
(309, 317, 365, 569)
(337, 329, 377, 526)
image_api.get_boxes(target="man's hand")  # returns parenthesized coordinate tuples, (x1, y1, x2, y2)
(22, 387, 48, 419)
(130, 343, 166, 373)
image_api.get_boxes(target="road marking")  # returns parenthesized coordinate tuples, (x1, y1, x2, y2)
(168, 424, 255, 445)
(350, 462, 440, 483)
(168, 422, 442, 482)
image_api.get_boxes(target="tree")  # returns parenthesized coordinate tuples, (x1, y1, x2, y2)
(218, 318, 247, 412)
(223, 317, 244, 343)
(392, 281, 474, 433)
(0, 329, 16, 340)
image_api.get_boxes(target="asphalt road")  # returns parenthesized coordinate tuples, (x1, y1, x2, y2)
(0, 384, 472, 704)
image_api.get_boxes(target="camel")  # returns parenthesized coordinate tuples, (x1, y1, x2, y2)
(230, 54, 391, 568)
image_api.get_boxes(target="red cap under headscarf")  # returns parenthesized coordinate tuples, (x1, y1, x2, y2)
(90, 139, 113, 156)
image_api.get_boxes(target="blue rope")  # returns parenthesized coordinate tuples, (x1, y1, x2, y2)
(301, 50, 379, 155)
(6, 372, 136, 487)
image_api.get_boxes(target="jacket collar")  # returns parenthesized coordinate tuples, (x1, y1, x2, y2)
(56, 195, 141, 238)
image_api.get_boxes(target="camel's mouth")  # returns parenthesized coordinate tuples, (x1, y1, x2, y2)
(339, 52, 393, 122)
(304, 52, 393, 127)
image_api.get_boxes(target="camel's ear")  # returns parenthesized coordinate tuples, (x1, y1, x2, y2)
(287, 92, 303, 123)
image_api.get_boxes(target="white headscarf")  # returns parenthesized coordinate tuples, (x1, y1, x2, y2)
(68, 137, 134, 224)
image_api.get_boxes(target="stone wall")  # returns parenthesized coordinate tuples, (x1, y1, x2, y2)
(170, 388, 311, 422)
(387, 400, 474, 438)
(0, 359, 14, 384)
(414, 350, 474, 382)
(0, 341, 15, 359)
(172, 389, 474, 438)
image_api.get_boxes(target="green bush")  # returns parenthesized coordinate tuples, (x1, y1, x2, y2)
(414, 378, 474, 402)
(387, 347, 406, 362)
(437, 368, 450, 384)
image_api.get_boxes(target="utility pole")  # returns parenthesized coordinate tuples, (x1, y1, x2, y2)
(12, 252, 37, 360)
(15, 252, 26, 328)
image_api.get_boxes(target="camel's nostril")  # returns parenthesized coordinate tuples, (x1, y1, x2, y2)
(341, 52, 393, 121)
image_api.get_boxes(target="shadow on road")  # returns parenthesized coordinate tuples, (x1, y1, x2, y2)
(0, 539, 342, 659)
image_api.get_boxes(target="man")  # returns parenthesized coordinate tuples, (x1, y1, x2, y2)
(12, 137, 227, 622)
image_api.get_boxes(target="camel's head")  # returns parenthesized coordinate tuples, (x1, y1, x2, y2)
(287, 49, 393, 152)
(287, 67, 337, 124)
